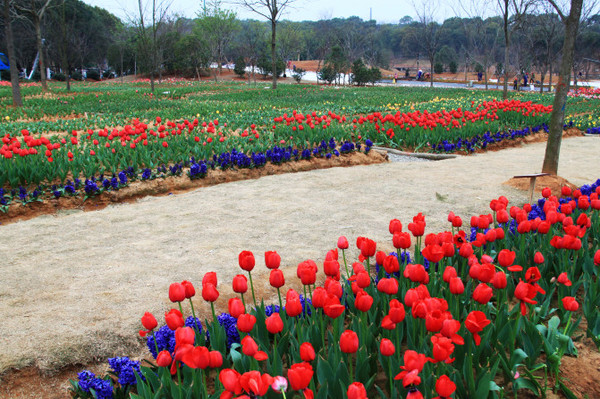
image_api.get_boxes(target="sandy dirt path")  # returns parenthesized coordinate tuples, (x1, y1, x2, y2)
(0, 137, 599, 375)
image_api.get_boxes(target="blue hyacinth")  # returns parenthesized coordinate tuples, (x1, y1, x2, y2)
(108, 356, 142, 386)
(77, 370, 113, 399)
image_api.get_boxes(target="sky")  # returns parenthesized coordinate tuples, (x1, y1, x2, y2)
(81, 0, 459, 24)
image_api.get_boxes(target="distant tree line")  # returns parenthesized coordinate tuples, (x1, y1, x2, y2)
(1, 0, 600, 90)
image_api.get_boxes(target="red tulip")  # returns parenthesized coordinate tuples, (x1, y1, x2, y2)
(382, 255, 400, 274)
(496, 209, 509, 224)
(449, 277, 465, 295)
(542, 187, 551, 198)
(209, 350, 223, 368)
(156, 350, 172, 367)
(219, 368, 243, 395)
(237, 313, 257, 333)
(240, 371, 273, 396)
(389, 218, 403, 234)
(360, 238, 376, 257)
(228, 298, 246, 318)
(435, 375, 457, 398)
(139, 312, 158, 337)
(165, 309, 184, 330)
(232, 274, 248, 294)
(270, 269, 285, 288)
(493, 271, 507, 289)
(557, 272, 572, 286)
(323, 294, 345, 319)
(393, 232, 411, 249)
(238, 250, 255, 272)
(441, 319, 464, 345)
(202, 283, 219, 302)
(458, 242, 473, 258)
(388, 299, 406, 323)
(497, 249, 516, 268)
(339, 330, 359, 353)
(297, 260, 317, 285)
(175, 326, 196, 348)
(562, 296, 579, 311)
(202, 271, 217, 287)
(265, 313, 284, 334)
(354, 290, 373, 312)
(594, 249, 600, 266)
(374, 251, 385, 266)
(241, 335, 259, 356)
(422, 244, 444, 263)
(465, 311, 490, 345)
(300, 342, 316, 362)
(287, 362, 313, 391)
(379, 338, 395, 356)
(325, 278, 343, 298)
(181, 280, 196, 299)
(169, 282, 186, 303)
(472, 283, 493, 304)
(394, 350, 428, 386)
(323, 259, 340, 277)
(377, 278, 399, 295)
(381, 315, 396, 330)
(311, 287, 328, 308)
(534, 251, 545, 264)
(431, 334, 455, 363)
(265, 251, 281, 269)
(181, 345, 210, 369)
(286, 289, 303, 317)
(337, 236, 349, 249)
(347, 382, 368, 399)
(561, 186, 572, 196)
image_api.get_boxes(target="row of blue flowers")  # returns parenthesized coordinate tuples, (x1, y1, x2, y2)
(429, 121, 589, 154)
(0, 138, 373, 212)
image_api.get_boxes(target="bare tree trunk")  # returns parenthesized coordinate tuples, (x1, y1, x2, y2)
(548, 62, 553, 92)
(34, 16, 48, 91)
(429, 58, 434, 87)
(271, 18, 277, 89)
(502, 0, 509, 99)
(542, 0, 583, 175)
(3, 0, 23, 106)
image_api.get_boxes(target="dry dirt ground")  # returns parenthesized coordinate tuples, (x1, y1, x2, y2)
(0, 136, 599, 397)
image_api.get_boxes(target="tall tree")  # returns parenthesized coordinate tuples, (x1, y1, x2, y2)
(2, 0, 22, 106)
(236, 0, 299, 89)
(414, 0, 441, 87)
(15, 0, 53, 91)
(541, 0, 584, 175)
(196, 1, 238, 81)
(497, 0, 532, 98)
(134, 0, 171, 93)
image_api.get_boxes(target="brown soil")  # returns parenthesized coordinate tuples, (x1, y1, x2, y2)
(503, 175, 578, 195)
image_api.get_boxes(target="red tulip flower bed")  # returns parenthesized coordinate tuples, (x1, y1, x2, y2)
(70, 182, 600, 399)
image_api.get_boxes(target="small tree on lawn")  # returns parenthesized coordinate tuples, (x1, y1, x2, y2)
(234, 56, 246, 77)
(292, 67, 305, 83)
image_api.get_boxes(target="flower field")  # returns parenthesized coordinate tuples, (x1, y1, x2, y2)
(2, 80, 600, 398)
(1, 81, 599, 212)
(69, 181, 600, 399)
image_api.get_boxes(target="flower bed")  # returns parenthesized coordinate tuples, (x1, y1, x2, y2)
(70, 180, 600, 399)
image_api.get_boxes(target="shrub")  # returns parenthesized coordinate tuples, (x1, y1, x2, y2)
(449, 61, 458, 74)
(234, 57, 246, 78)
(292, 68, 306, 83)
(351, 59, 370, 86)
(368, 66, 382, 86)
(86, 69, 101, 81)
(434, 62, 444, 74)
(53, 72, 66, 81)
(71, 71, 83, 81)
(318, 64, 337, 84)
